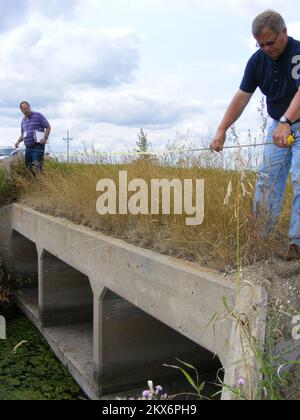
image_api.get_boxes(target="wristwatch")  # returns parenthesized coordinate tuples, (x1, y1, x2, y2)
(280, 116, 292, 125)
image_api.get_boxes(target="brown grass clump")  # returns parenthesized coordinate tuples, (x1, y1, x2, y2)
(13, 145, 293, 271)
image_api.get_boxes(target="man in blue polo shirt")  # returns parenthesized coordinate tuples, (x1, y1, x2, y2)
(210, 10, 300, 260)
(15, 101, 51, 172)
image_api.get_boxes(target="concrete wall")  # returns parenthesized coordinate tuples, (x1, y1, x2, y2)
(11, 230, 38, 284)
(0, 205, 13, 270)
(39, 250, 93, 327)
(95, 289, 221, 395)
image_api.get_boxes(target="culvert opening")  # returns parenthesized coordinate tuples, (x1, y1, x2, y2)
(40, 251, 93, 326)
(99, 289, 223, 399)
(40, 251, 94, 387)
(11, 230, 39, 317)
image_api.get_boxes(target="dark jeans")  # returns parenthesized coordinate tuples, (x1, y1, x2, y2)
(25, 144, 45, 172)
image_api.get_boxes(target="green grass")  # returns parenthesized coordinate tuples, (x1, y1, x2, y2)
(0, 310, 83, 400)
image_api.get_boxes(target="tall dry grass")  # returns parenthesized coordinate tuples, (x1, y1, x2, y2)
(13, 141, 293, 271)
(0, 165, 17, 205)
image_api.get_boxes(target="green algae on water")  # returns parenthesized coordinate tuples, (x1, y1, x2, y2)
(0, 310, 83, 400)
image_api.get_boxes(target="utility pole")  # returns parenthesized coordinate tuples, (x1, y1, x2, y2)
(63, 130, 73, 163)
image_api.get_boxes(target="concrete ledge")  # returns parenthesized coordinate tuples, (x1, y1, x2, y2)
(9, 203, 237, 362)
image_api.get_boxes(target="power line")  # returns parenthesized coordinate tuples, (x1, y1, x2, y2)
(63, 130, 73, 162)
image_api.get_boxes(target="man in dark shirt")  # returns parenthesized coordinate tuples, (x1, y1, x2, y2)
(210, 10, 300, 260)
(15, 101, 51, 172)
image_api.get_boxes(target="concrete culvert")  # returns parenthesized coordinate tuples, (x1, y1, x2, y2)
(0, 204, 274, 400)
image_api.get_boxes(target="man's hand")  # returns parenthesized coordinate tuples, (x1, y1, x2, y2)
(210, 129, 226, 152)
(40, 138, 47, 145)
(15, 142, 20, 149)
(273, 124, 291, 148)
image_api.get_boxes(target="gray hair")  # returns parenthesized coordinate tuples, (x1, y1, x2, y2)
(252, 10, 287, 38)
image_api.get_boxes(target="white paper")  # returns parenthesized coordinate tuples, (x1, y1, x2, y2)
(35, 131, 45, 143)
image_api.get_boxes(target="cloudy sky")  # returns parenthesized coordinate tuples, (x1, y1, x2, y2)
(0, 0, 300, 154)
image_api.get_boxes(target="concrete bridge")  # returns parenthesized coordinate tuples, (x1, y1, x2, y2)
(0, 204, 267, 400)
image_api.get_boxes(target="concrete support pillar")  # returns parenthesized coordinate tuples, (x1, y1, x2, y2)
(39, 250, 93, 327)
(222, 283, 267, 400)
(93, 289, 217, 396)
(93, 293, 104, 396)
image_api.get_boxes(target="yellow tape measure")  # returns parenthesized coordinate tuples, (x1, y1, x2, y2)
(288, 132, 296, 146)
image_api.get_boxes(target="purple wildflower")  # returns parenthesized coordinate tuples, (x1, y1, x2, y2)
(143, 390, 152, 399)
(155, 385, 163, 394)
(238, 378, 245, 387)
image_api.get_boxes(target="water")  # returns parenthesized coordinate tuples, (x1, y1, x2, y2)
(0, 309, 84, 400)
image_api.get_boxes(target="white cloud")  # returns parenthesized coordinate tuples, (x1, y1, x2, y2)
(0, 16, 141, 108)
(227, 60, 248, 76)
(1, 1, 299, 153)
(224, 0, 283, 15)
(57, 87, 204, 127)
(288, 21, 300, 40)
(184, 0, 299, 17)
(0, 0, 28, 32)
(0, 0, 79, 33)
(29, 0, 78, 18)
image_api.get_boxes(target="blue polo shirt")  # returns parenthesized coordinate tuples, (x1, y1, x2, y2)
(240, 37, 300, 120)
(21, 111, 50, 148)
